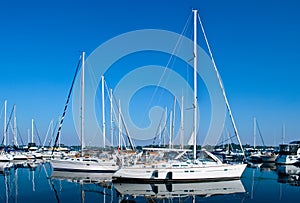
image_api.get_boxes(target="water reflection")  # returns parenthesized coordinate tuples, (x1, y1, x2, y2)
(277, 164, 300, 186)
(260, 162, 276, 172)
(114, 180, 246, 202)
(1, 162, 300, 202)
(51, 171, 113, 184)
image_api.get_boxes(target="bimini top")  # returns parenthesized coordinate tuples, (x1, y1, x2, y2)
(289, 141, 300, 145)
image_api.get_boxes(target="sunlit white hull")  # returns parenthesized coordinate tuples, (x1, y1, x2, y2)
(50, 157, 119, 173)
(12, 153, 28, 160)
(113, 163, 246, 183)
(0, 153, 13, 162)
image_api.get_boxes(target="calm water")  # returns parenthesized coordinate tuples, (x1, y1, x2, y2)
(0, 161, 299, 203)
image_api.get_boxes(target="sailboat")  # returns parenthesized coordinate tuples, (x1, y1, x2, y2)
(0, 100, 14, 162)
(112, 10, 246, 183)
(50, 52, 119, 174)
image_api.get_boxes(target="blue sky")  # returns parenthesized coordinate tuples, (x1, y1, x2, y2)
(0, 0, 299, 147)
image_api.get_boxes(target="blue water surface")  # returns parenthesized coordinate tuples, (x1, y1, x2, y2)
(0, 162, 299, 203)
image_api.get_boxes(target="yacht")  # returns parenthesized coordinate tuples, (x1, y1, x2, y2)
(50, 153, 120, 173)
(112, 148, 246, 183)
(112, 9, 246, 183)
(275, 141, 300, 165)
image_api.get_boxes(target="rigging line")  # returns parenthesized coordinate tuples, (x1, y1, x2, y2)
(141, 12, 192, 124)
(118, 103, 135, 150)
(197, 12, 245, 157)
(106, 88, 122, 147)
(85, 66, 106, 145)
(52, 56, 82, 154)
(43, 120, 53, 147)
(152, 109, 167, 145)
(49, 119, 59, 147)
(255, 119, 266, 148)
(33, 121, 43, 146)
(111, 93, 135, 150)
(104, 83, 119, 145)
(17, 127, 24, 146)
(0, 101, 4, 120)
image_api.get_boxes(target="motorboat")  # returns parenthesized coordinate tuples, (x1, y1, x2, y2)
(275, 141, 300, 165)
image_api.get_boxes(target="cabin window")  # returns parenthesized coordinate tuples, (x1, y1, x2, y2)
(153, 170, 158, 178)
(166, 172, 172, 180)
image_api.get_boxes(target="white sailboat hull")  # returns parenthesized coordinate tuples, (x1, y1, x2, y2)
(50, 158, 119, 173)
(113, 163, 246, 183)
(0, 153, 13, 162)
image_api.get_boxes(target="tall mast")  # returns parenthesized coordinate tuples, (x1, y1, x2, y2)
(27, 129, 30, 144)
(193, 9, 198, 161)
(110, 88, 113, 147)
(81, 51, 85, 156)
(101, 75, 106, 148)
(172, 96, 176, 149)
(253, 117, 256, 149)
(169, 110, 172, 149)
(164, 107, 167, 147)
(13, 105, 17, 147)
(31, 119, 34, 143)
(3, 100, 7, 146)
(180, 96, 184, 149)
(118, 99, 121, 150)
(282, 122, 285, 144)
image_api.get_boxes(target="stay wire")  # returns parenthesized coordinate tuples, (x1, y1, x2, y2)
(52, 56, 82, 154)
